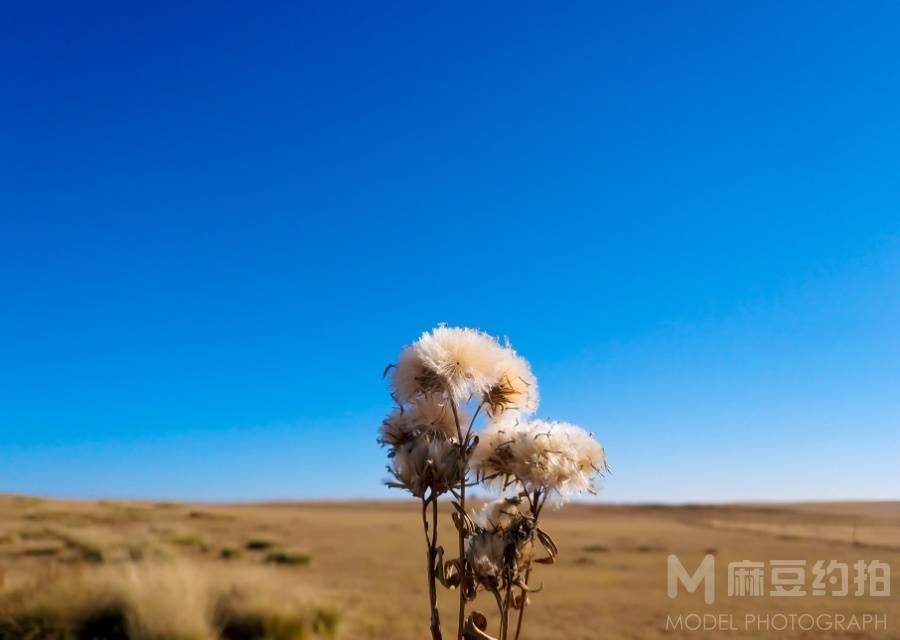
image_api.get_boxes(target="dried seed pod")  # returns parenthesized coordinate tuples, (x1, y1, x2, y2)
(387, 436, 464, 498)
(463, 611, 497, 640)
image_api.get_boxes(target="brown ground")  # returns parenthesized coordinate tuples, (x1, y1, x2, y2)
(0, 495, 897, 639)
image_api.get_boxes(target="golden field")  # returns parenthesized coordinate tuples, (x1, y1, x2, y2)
(0, 495, 897, 639)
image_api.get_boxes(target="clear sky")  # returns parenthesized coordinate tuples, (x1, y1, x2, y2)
(2, 2, 898, 503)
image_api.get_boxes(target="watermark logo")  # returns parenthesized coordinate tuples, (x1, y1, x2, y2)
(666, 554, 891, 633)
(668, 555, 891, 603)
(668, 554, 715, 604)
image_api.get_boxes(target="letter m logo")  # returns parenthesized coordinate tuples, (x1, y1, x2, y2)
(668, 554, 715, 604)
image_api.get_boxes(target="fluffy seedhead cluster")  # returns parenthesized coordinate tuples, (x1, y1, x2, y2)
(381, 395, 465, 498)
(466, 499, 536, 593)
(472, 418, 609, 500)
(379, 326, 608, 640)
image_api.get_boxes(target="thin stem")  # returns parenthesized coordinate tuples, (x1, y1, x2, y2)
(422, 495, 443, 640)
(431, 497, 443, 639)
(448, 389, 464, 443)
(465, 401, 484, 443)
(502, 583, 513, 640)
(491, 590, 506, 640)
(536, 491, 549, 518)
(513, 488, 543, 640)
(432, 495, 440, 549)
(521, 490, 534, 513)
(512, 570, 530, 640)
(447, 391, 467, 640)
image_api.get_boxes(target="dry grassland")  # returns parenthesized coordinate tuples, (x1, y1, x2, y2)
(1, 496, 897, 639)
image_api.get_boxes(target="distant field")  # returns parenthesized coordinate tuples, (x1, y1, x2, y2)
(0, 496, 897, 639)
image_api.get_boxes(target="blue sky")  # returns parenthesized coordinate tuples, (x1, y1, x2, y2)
(1, 2, 898, 502)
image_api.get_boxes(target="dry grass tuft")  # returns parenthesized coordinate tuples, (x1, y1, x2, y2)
(265, 551, 311, 566)
(243, 540, 276, 552)
(0, 562, 336, 640)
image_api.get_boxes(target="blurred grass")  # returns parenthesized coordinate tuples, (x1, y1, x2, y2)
(0, 496, 897, 639)
(265, 552, 311, 566)
(0, 562, 335, 640)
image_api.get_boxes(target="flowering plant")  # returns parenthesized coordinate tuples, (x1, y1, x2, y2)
(380, 326, 608, 640)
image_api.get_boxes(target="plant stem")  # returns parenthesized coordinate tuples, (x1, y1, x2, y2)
(466, 402, 483, 441)
(511, 570, 530, 640)
(502, 584, 513, 640)
(513, 490, 543, 640)
(447, 393, 466, 640)
(492, 590, 506, 640)
(422, 496, 443, 640)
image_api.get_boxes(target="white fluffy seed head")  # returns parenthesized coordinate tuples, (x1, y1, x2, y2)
(390, 345, 442, 403)
(466, 499, 536, 591)
(381, 394, 466, 498)
(379, 408, 408, 447)
(409, 393, 463, 439)
(389, 326, 539, 415)
(473, 497, 525, 532)
(388, 436, 463, 498)
(411, 326, 507, 400)
(471, 418, 608, 501)
(379, 394, 463, 446)
(484, 348, 539, 419)
(466, 531, 507, 590)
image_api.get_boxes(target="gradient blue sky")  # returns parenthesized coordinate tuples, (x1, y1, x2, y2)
(2, 2, 898, 502)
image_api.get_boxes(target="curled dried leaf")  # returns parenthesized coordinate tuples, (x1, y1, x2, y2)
(463, 611, 497, 640)
(435, 550, 460, 589)
(536, 527, 558, 559)
(451, 502, 477, 537)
